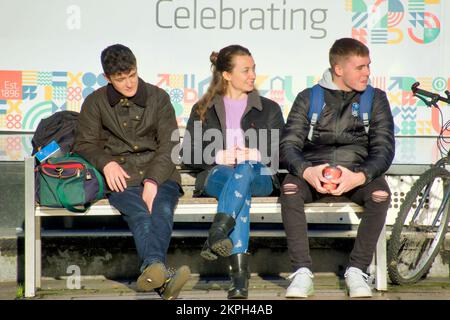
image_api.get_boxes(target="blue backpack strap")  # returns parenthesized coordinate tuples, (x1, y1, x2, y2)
(308, 85, 326, 141)
(359, 85, 375, 134)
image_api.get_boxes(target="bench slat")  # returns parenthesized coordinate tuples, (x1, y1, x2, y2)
(35, 199, 364, 224)
(37, 197, 363, 207)
(35, 229, 364, 238)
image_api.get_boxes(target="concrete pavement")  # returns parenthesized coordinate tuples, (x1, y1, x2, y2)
(2, 273, 450, 300)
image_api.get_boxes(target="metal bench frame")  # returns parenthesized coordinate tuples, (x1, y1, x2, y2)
(24, 157, 387, 297)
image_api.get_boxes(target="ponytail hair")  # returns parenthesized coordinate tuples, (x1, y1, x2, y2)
(196, 45, 252, 121)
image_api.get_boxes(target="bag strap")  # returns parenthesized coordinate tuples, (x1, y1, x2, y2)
(308, 84, 325, 141)
(359, 85, 375, 134)
(39, 169, 89, 213)
(90, 167, 105, 200)
(309, 84, 375, 138)
(56, 178, 90, 213)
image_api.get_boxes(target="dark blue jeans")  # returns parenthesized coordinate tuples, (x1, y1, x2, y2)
(108, 180, 181, 272)
(204, 161, 273, 254)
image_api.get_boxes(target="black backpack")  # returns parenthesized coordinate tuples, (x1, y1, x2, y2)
(306, 84, 375, 141)
(31, 111, 79, 155)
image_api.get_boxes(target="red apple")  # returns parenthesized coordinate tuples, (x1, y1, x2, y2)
(322, 183, 338, 191)
(323, 166, 342, 180)
(322, 166, 342, 190)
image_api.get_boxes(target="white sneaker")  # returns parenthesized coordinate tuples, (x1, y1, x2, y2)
(285, 267, 314, 298)
(344, 267, 373, 298)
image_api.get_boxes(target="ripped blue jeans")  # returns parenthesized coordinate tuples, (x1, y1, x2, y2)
(204, 161, 273, 254)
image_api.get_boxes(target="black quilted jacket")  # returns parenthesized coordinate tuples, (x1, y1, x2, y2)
(280, 86, 395, 185)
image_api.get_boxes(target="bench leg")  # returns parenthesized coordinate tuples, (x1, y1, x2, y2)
(368, 224, 388, 292)
(25, 216, 36, 298)
(375, 224, 387, 291)
(36, 216, 41, 289)
(24, 157, 36, 298)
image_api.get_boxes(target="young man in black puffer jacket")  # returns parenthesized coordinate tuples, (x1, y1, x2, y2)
(280, 38, 395, 298)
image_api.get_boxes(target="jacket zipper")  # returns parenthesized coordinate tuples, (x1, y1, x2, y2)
(332, 98, 346, 166)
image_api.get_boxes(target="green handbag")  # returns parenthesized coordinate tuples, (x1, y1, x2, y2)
(35, 153, 106, 213)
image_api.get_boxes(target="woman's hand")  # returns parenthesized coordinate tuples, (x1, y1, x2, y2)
(236, 147, 261, 163)
(215, 147, 237, 165)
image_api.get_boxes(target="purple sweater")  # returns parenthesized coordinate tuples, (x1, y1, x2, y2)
(223, 96, 247, 149)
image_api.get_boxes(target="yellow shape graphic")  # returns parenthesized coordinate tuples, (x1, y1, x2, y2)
(345, 0, 352, 12)
(424, 121, 432, 135)
(68, 72, 82, 87)
(417, 121, 424, 135)
(417, 121, 432, 135)
(0, 135, 6, 149)
(425, 0, 440, 4)
(7, 150, 21, 161)
(7, 100, 22, 114)
(0, 114, 6, 128)
(44, 86, 52, 100)
(387, 28, 403, 44)
(22, 71, 37, 85)
(255, 75, 269, 88)
(388, 91, 401, 105)
(169, 74, 184, 88)
(416, 77, 433, 91)
(283, 107, 290, 119)
(66, 101, 81, 112)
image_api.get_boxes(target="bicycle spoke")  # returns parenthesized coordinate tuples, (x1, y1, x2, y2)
(388, 167, 450, 284)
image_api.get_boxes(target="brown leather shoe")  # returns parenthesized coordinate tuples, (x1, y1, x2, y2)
(156, 265, 191, 300)
(136, 262, 167, 292)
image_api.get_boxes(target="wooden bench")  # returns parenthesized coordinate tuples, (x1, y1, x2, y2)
(24, 156, 387, 297)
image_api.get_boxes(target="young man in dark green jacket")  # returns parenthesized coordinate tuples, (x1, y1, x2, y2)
(73, 44, 189, 300)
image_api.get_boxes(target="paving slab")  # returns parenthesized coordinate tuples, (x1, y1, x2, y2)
(2, 274, 449, 300)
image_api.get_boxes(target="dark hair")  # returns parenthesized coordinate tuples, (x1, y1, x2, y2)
(197, 45, 252, 121)
(101, 44, 137, 76)
(329, 38, 369, 73)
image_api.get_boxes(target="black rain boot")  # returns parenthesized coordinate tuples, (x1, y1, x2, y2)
(227, 253, 250, 299)
(200, 213, 235, 260)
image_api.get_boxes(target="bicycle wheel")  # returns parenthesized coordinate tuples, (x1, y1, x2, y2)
(388, 166, 450, 285)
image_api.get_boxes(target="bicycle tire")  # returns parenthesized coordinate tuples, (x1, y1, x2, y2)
(388, 166, 450, 285)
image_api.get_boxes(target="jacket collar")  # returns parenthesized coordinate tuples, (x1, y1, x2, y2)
(107, 77, 147, 107)
(206, 90, 262, 111)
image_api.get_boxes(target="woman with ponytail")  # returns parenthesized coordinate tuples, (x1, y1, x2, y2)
(182, 45, 284, 299)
